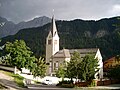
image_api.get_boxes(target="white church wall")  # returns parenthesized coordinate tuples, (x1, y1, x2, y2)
(95, 49, 103, 79)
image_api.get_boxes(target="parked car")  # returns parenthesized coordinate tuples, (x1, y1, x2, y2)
(41, 76, 59, 85)
(42, 79, 53, 85)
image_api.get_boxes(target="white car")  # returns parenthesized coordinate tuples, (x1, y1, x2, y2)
(42, 79, 52, 85)
(41, 76, 59, 85)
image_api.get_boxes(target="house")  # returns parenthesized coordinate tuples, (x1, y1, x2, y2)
(104, 57, 120, 71)
(46, 15, 103, 79)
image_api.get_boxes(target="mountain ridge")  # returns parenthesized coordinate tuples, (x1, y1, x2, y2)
(0, 16, 51, 38)
(1, 16, 120, 60)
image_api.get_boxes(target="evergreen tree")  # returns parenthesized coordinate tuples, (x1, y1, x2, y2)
(32, 57, 46, 77)
(66, 51, 82, 80)
(81, 55, 99, 81)
(56, 62, 66, 80)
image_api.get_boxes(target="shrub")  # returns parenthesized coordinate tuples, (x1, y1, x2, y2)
(88, 80, 97, 87)
(56, 80, 74, 88)
(61, 83, 74, 88)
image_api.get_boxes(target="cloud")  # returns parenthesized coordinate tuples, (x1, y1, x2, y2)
(0, 0, 120, 23)
(110, 4, 120, 15)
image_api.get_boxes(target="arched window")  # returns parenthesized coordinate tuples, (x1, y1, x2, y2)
(48, 40, 52, 44)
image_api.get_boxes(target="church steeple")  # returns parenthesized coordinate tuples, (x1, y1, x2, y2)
(50, 15, 58, 37)
(46, 14, 59, 75)
(46, 14, 59, 53)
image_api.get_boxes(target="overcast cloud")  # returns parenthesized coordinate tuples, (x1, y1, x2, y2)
(0, 0, 120, 23)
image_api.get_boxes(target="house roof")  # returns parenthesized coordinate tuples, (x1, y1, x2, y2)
(104, 57, 115, 65)
(53, 48, 99, 58)
(103, 57, 115, 71)
(103, 56, 120, 71)
(69, 48, 98, 58)
(53, 49, 70, 58)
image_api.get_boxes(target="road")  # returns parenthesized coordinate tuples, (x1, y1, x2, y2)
(27, 84, 120, 90)
(0, 70, 120, 90)
(27, 84, 74, 90)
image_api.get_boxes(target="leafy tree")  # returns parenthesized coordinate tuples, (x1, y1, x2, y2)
(1, 40, 47, 77)
(66, 51, 82, 80)
(81, 55, 99, 81)
(56, 62, 66, 80)
(32, 57, 46, 77)
(2, 40, 37, 69)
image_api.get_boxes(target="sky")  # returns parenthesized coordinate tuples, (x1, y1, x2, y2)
(0, 0, 120, 23)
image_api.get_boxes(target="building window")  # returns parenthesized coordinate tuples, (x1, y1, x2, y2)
(54, 63, 56, 70)
(48, 40, 52, 44)
(54, 40, 57, 51)
(49, 67, 52, 73)
(49, 61, 52, 67)
(54, 40, 57, 44)
(56, 62, 59, 68)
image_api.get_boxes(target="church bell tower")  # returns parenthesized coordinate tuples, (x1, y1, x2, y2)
(46, 15, 59, 75)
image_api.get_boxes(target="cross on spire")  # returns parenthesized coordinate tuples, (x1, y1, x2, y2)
(53, 9, 54, 15)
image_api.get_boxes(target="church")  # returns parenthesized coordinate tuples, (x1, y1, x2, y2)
(46, 15, 103, 79)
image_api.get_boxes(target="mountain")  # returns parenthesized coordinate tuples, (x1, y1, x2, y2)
(0, 16, 51, 38)
(1, 16, 120, 60)
(0, 17, 16, 38)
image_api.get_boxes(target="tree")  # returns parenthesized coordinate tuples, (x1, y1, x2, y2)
(66, 51, 82, 81)
(56, 62, 66, 80)
(108, 65, 120, 79)
(1, 40, 47, 77)
(81, 55, 99, 81)
(32, 57, 46, 77)
(2, 40, 37, 70)
(0, 40, 5, 62)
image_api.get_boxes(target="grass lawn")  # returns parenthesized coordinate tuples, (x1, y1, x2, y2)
(1, 70, 25, 87)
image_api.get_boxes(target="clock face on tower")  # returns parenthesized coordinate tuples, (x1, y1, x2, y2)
(48, 40, 52, 44)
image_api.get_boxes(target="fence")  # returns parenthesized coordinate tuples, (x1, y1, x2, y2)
(0, 64, 15, 72)
(97, 79, 119, 86)
(75, 79, 120, 87)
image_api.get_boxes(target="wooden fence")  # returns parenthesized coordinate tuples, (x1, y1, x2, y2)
(75, 79, 120, 87)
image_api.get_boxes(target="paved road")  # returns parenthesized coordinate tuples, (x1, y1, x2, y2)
(0, 71, 20, 90)
(27, 84, 73, 90)
(91, 84, 120, 90)
(27, 84, 120, 90)
(0, 70, 120, 90)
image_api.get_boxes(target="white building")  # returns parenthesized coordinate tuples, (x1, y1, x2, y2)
(46, 15, 103, 79)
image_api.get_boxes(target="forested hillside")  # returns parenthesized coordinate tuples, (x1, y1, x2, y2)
(1, 16, 120, 60)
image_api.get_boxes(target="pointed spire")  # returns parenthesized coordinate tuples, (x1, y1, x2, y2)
(50, 12, 58, 37)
